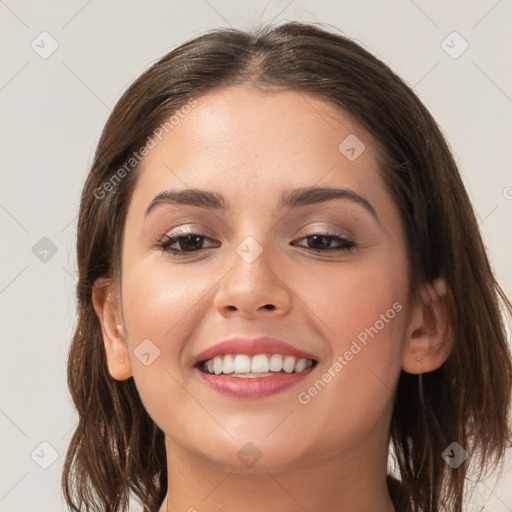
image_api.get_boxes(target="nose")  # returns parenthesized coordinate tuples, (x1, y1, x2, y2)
(213, 238, 292, 319)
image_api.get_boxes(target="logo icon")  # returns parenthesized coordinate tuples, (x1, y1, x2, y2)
(441, 442, 468, 468)
(32, 237, 58, 263)
(134, 338, 161, 366)
(236, 236, 263, 264)
(441, 32, 469, 59)
(237, 442, 262, 468)
(31, 32, 59, 59)
(31, 441, 58, 469)
(338, 134, 365, 161)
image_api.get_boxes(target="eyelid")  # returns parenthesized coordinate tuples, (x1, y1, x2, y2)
(157, 227, 358, 258)
(296, 221, 354, 238)
(157, 226, 216, 246)
(159, 224, 214, 239)
(158, 221, 353, 242)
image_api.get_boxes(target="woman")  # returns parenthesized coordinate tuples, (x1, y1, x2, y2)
(62, 21, 512, 512)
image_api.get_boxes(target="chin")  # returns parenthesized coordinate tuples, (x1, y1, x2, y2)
(185, 431, 311, 473)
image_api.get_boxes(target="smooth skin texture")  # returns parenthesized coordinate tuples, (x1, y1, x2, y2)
(93, 85, 454, 512)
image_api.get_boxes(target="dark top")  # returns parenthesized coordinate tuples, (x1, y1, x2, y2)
(387, 474, 413, 512)
(147, 474, 412, 511)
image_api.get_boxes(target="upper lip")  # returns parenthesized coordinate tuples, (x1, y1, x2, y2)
(193, 336, 318, 365)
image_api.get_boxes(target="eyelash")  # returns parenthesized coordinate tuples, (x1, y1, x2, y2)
(157, 230, 356, 257)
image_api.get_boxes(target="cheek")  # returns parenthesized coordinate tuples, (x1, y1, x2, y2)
(292, 256, 407, 445)
(119, 259, 220, 437)
(119, 255, 204, 368)
(294, 252, 406, 356)
(122, 256, 212, 342)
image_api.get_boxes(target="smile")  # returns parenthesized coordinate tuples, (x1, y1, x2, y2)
(200, 353, 315, 376)
(195, 353, 318, 399)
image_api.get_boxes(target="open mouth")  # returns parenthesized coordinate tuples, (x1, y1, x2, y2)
(196, 353, 318, 377)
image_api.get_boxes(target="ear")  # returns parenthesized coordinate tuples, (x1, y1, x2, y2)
(402, 278, 454, 374)
(92, 277, 133, 380)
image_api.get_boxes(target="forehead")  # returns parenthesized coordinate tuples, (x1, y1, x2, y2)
(169, 84, 362, 144)
(134, 84, 383, 200)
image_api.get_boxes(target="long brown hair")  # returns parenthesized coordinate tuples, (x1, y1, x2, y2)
(62, 21, 512, 512)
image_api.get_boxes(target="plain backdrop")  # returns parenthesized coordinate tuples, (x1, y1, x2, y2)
(1, 1, 511, 511)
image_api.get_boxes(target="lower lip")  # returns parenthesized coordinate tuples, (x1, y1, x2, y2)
(195, 366, 316, 399)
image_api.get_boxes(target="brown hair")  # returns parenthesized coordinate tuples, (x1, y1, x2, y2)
(62, 20, 512, 512)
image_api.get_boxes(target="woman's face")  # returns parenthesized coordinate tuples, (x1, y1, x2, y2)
(118, 85, 410, 471)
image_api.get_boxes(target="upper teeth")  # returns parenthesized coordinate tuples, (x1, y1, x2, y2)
(202, 354, 314, 376)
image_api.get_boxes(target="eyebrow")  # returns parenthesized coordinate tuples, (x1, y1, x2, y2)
(145, 186, 379, 221)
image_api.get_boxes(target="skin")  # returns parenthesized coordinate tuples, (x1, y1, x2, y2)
(93, 84, 453, 512)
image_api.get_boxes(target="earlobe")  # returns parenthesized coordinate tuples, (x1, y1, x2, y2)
(92, 278, 133, 380)
(402, 278, 454, 374)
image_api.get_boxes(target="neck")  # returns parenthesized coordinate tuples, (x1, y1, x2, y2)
(158, 416, 396, 512)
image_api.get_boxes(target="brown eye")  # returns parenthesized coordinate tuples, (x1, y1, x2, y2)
(159, 232, 219, 255)
(292, 233, 355, 253)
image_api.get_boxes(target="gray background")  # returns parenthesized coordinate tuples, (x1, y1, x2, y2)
(1, 1, 511, 511)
